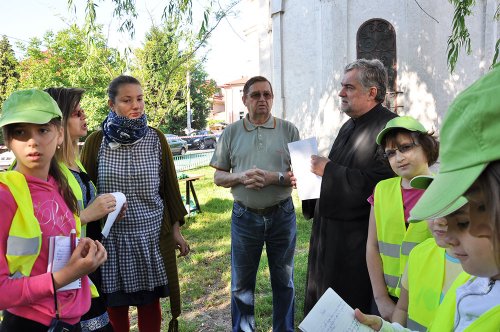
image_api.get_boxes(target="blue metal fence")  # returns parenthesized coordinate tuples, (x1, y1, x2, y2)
(173, 151, 214, 172)
(1, 147, 214, 172)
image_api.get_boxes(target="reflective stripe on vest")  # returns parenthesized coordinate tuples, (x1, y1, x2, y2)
(407, 238, 446, 331)
(374, 177, 432, 298)
(378, 241, 400, 258)
(7, 235, 39, 256)
(401, 241, 420, 256)
(407, 318, 427, 332)
(384, 274, 400, 289)
(0, 172, 42, 278)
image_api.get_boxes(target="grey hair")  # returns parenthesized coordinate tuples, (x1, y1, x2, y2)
(344, 59, 388, 103)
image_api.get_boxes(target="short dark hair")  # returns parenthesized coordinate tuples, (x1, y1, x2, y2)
(243, 76, 273, 96)
(344, 59, 388, 103)
(378, 128, 440, 166)
(108, 75, 141, 102)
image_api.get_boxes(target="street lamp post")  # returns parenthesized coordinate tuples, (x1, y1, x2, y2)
(186, 70, 192, 133)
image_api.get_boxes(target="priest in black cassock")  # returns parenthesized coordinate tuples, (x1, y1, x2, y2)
(302, 59, 398, 315)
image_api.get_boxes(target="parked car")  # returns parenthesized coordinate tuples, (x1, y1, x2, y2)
(185, 130, 217, 150)
(0, 150, 15, 170)
(165, 134, 188, 155)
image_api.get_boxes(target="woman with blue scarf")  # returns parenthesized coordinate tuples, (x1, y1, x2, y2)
(81, 75, 189, 332)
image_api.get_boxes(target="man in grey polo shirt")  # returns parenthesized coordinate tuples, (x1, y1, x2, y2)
(210, 76, 300, 332)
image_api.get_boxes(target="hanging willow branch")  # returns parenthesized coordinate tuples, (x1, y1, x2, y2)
(447, 0, 499, 73)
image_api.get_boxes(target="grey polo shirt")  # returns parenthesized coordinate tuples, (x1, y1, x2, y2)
(210, 115, 300, 209)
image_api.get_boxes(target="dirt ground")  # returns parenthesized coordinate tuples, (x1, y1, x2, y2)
(129, 286, 231, 331)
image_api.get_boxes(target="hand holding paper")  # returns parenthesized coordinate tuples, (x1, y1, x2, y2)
(80, 192, 119, 224)
(288, 138, 322, 200)
(299, 288, 374, 332)
(102, 192, 126, 238)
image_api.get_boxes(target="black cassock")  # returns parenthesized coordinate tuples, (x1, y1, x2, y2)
(303, 104, 397, 315)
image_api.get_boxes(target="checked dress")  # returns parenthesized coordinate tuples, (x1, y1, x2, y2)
(96, 128, 168, 303)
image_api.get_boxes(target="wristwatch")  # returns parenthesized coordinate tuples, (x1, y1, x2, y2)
(278, 172, 285, 185)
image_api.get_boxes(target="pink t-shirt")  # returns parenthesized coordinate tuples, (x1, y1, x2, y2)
(0, 173, 90, 326)
(367, 186, 425, 223)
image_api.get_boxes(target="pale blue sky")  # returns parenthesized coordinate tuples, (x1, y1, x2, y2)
(0, 0, 247, 84)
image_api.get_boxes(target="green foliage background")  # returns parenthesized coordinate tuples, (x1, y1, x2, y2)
(0, 21, 217, 144)
(0, 35, 20, 145)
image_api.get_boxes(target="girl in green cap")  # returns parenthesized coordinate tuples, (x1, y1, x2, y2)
(366, 116, 439, 320)
(355, 61, 500, 331)
(356, 164, 500, 331)
(0, 89, 107, 331)
(391, 215, 464, 330)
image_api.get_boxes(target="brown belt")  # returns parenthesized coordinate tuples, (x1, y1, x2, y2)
(235, 200, 283, 215)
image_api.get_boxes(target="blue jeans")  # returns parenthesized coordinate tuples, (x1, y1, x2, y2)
(231, 197, 296, 332)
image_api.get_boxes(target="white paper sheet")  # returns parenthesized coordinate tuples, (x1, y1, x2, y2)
(101, 192, 126, 238)
(47, 236, 81, 291)
(299, 288, 374, 332)
(288, 138, 322, 200)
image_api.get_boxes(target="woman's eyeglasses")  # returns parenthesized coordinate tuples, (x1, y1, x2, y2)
(248, 91, 273, 100)
(384, 142, 418, 159)
(72, 110, 85, 118)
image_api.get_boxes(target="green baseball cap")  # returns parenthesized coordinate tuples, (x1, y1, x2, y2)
(409, 175, 468, 222)
(376, 116, 427, 145)
(410, 64, 500, 221)
(0, 89, 62, 127)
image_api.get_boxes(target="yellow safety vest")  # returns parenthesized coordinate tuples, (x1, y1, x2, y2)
(374, 177, 432, 297)
(59, 161, 99, 298)
(0, 170, 98, 298)
(0, 171, 81, 276)
(429, 272, 500, 331)
(59, 160, 95, 238)
(407, 238, 445, 331)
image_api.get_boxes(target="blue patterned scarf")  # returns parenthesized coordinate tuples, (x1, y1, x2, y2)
(102, 111, 148, 148)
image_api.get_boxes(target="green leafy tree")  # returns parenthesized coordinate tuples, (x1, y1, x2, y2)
(0, 35, 20, 145)
(0, 35, 20, 105)
(133, 21, 217, 134)
(64, 0, 240, 134)
(448, 1, 500, 72)
(133, 22, 191, 132)
(17, 25, 126, 131)
(189, 66, 217, 130)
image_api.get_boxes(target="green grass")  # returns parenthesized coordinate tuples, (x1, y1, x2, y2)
(131, 165, 312, 331)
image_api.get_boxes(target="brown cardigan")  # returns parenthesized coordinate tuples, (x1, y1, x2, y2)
(80, 127, 187, 331)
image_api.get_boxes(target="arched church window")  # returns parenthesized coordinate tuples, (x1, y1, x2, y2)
(357, 19, 400, 112)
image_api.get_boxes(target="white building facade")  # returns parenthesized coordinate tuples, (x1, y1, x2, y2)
(243, 0, 499, 153)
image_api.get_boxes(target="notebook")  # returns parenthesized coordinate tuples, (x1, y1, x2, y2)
(47, 235, 81, 291)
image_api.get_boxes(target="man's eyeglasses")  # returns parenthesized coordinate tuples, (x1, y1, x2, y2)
(72, 110, 85, 118)
(248, 91, 273, 100)
(383, 142, 418, 159)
